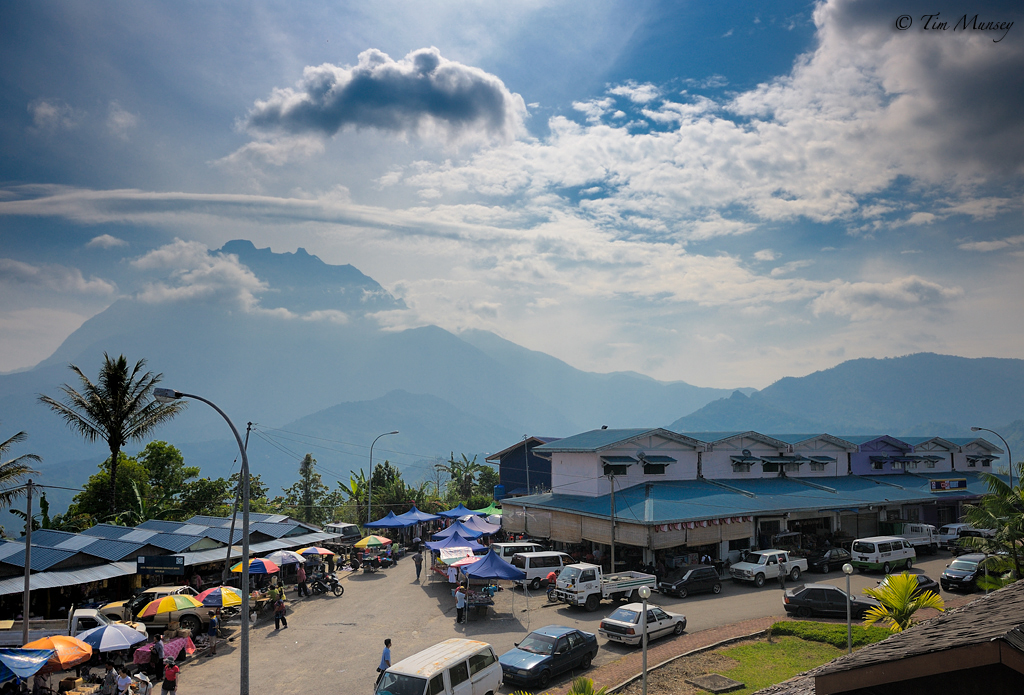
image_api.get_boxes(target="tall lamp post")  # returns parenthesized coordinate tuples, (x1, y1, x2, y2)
(843, 563, 854, 654)
(638, 585, 651, 695)
(367, 431, 399, 525)
(154, 389, 251, 695)
(971, 426, 1014, 490)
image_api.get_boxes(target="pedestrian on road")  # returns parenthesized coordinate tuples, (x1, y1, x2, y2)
(297, 563, 309, 597)
(274, 595, 288, 630)
(375, 638, 392, 689)
(134, 673, 153, 695)
(161, 659, 179, 693)
(778, 559, 787, 590)
(455, 585, 467, 624)
(207, 611, 219, 655)
(413, 552, 423, 581)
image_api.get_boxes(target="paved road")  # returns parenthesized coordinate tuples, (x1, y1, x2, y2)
(182, 553, 960, 694)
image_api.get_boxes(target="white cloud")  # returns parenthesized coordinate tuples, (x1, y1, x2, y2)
(0, 258, 116, 295)
(107, 102, 138, 140)
(958, 235, 1024, 252)
(607, 81, 660, 104)
(754, 249, 778, 262)
(28, 99, 79, 131)
(811, 276, 964, 320)
(131, 239, 267, 309)
(86, 234, 128, 249)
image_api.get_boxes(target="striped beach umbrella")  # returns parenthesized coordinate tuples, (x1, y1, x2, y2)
(75, 624, 147, 653)
(353, 535, 392, 549)
(297, 546, 335, 556)
(196, 586, 242, 608)
(264, 550, 307, 566)
(138, 594, 204, 617)
(231, 557, 280, 574)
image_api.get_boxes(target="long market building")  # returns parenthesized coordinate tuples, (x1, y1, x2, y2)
(499, 429, 1006, 568)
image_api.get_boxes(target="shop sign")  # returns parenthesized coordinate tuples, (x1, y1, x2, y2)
(137, 555, 185, 575)
(930, 478, 967, 492)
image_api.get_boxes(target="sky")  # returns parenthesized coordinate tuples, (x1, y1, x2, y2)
(0, 0, 1022, 389)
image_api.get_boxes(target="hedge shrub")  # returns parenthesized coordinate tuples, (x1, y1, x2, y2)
(770, 621, 889, 648)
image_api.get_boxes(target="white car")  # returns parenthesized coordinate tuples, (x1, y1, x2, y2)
(598, 603, 686, 646)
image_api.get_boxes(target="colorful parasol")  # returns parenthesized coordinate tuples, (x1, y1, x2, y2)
(75, 624, 147, 653)
(0, 649, 54, 685)
(196, 586, 242, 608)
(263, 550, 307, 565)
(231, 557, 280, 574)
(297, 546, 335, 556)
(21, 636, 92, 673)
(353, 535, 393, 548)
(138, 594, 204, 617)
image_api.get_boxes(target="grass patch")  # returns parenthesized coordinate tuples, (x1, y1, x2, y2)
(770, 621, 890, 649)
(716, 636, 843, 695)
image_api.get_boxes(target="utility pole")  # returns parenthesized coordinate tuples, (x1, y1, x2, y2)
(223, 423, 252, 584)
(523, 435, 530, 495)
(609, 474, 616, 575)
(22, 479, 32, 646)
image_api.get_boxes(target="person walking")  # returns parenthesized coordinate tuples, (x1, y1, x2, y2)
(206, 611, 219, 655)
(778, 558, 788, 590)
(455, 585, 467, 625)
(297, 563, 309, 597)
(161, 659, 179, 693)
(413, 552, 423, 581)
(375, 638, 392, 689)
(273, 594, 288, 630)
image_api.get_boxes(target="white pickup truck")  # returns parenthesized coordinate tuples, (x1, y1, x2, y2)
(889, 522, 939, 555)
(729, 549, 807, 587)
(551, 562, 657, 611)
(0, 608, 147, 647)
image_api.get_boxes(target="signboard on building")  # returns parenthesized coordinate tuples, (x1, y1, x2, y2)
(930, 478, 967, 492)
(137, 555, 185, 575)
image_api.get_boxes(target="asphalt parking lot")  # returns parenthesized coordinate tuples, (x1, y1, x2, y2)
(181, 552, 963, 694)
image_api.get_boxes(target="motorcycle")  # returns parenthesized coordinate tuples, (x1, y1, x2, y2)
(311, 573, 344, 597)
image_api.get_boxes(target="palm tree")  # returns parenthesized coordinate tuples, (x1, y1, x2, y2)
(861, 572, 944, 632)
(38, 353, 184, 516)
(435, 453, 488, 501)
(963, 471, 1023, 580)
(0, 425, 41, 508)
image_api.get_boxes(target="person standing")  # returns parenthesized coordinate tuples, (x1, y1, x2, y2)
(375, 638, 392, 688)
(206, 611, 219, 655)
(297, 564, 309, 597)
(778, 558, 788, 590)
(116, 667, 132, 695)
(134, 674, 153, 695)
(101, 662, 117, 695)
(455, 585, 467, 625)
(149, 634, 165, 680)
(191, 572, 203, 592)
(412, 552, 423, 581)
(161, 659, 179, 693)
(273, 595, 288, 630)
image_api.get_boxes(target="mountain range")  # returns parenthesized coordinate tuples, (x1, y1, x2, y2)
(2, 240, 1021, 522)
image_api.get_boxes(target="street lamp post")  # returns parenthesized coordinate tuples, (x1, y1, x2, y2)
(639, 585, 651, 695)
(367, 431, 399, 525)
(843, 563, 854, 654)
(971, 426, 1014, 490)
(154, 389, 251, 695)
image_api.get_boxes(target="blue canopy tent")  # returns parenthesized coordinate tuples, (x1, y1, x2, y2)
(436, 503, 483, 518)
(462, 549, 525, 581)
(432, 520, 483, 540)
(394, 506, 441, 523)
(364, 510, 417, 529)
(425, 533, 484, 551)
(0, 649, 55, 686)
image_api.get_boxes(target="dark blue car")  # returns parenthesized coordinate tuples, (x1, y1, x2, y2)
(499, 625, 598, 688)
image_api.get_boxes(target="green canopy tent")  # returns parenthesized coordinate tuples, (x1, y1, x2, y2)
(471, 502, 502, 516)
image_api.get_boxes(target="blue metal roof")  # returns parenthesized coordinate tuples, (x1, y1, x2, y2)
(676, 431, 747, 443)
(201, 527, 244, 544)
(80, 539, 144, 561)
(81, 524, 136, 539)
(145, 533, 206, 553)
(24, 529, 79, 548)
(535, 428, 703, 452)
(137, 519, 188, 533)
(250, 522, 301, 539)
(1, 546, 78, 571)
(184, 515, 233, 527)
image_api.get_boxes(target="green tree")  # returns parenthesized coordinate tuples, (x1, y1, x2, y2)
(338, 470, 371, 525)
(39, 353, 184, 516)
(65, 453, 152, 524)
(963, 471, 1023, 580)
(0, 425, 40, 508)
(177, 477, 233, 518)
(861, 572, 945, 632)
(138, 440, 200, 508)
(280, 454, 339, 525)
(474, 467, 500, 498)
(435, 453, 488, 502)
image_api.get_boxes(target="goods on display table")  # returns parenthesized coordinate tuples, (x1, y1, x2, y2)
(132, 637, 195, 665)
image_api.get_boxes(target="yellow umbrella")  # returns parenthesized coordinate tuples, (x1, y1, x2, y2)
(138, 594, 204, 617)
(354, 535, 393, 548)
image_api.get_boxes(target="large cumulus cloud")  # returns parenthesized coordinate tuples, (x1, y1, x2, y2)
(241, 47, 526, 152)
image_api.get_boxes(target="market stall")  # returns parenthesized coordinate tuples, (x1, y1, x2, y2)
(459, 549, 527, 620)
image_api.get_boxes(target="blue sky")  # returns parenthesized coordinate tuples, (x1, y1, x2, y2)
(1, 0, 1022, 388)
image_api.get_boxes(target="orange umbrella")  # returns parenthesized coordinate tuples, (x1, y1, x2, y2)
(23, 635, 93, 673)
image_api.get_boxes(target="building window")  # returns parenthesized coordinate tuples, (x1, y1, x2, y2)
(728, 538, 750, 551)
(809, 462, 826, 471)
(643, 463, 666, 475)
(783, 462, 802, 473)
(762, 462, 780, 473)
(602, 464, 629, 476)
(732, 462, 751, 473)
(982, 459, 991, 467)
(925, 460, 936, 469)
(967, 459, 977, 468)
(872, 460, 885, 470)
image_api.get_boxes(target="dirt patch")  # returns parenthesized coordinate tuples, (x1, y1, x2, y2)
(617, 641, 755, 695)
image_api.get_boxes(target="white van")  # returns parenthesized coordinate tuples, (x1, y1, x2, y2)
(850, 536, 916, 574)
(489, 542, 543, 560)
(510, 551, 575, 590)
(936, 523, 995, 549)
(375, 638, 502, 695)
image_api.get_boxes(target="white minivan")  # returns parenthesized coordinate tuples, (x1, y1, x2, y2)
(375, 638, 502, 695)
(510, 551, 575, 590)
(936, 523, 995, 549)
(850, 536, 916, 574)
(489, 542, 543, 560)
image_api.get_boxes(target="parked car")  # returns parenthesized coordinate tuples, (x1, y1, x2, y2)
(805, 547, 852, 573)
(657, 564, 722, 598)
(498, 625, 598, 689)
(876, 573, 941, 597)
(948, 530, 993, 557)
(783, 583, 880, 619)
(940, 554, 997, 592)
(103, 584, 206, 634)
(598, 603, 686, 646)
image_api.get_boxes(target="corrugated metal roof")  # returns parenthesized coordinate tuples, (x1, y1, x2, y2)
(249, 522, 300, 539)
(485, 436, 562, 462)
(23, 529, 79, 548)
(54, 535, 101, 551)
(200, 527, 243, 544)
(174, 524, 211, 536)
(675, 431, 747, 442)
(79, 539, 144, 561)
(535, 428, 703, 453)
(0, 542, 24, 560)
(248, 513, 289, 524)
(1, 546, 78, 571)
(120, 529, 158, 543)
(175, 531, 341, 567)
(137, 520, 187, 532)
(81, 524, 136, 539)
(0, 562, 137, 596)
(145, 533, 205, 553)
(184, 515, 233, 528)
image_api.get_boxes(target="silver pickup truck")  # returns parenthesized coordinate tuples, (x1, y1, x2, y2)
(729, 549, 806, 587)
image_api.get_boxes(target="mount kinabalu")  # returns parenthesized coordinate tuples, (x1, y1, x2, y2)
(0, 240, 738, 502)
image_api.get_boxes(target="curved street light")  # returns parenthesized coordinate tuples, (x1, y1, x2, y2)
(970, 426, 1014, 490)
(154, 388, 252, 695)
(367, 431, 399, 525)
